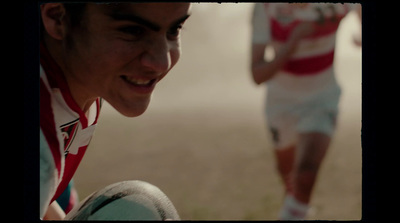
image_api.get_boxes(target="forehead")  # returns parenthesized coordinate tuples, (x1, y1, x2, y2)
(91, 3, 191, 25)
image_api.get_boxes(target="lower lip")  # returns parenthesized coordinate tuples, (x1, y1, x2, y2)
(121, 77, 157, 95)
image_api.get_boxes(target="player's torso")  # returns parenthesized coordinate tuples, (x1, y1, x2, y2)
(264, 4, 348, 94)
(265, 3, 348, 58)
(263, 3, 348, 108)
(40, 61, 100, 202)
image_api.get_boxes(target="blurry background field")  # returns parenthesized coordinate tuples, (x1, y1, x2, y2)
(74, 3, 362, 220)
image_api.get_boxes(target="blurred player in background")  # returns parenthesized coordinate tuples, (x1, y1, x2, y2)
(250, 3, 361, 220)
(39, 3, 191, 220)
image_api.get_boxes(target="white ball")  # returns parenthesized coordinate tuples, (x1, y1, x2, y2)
(65, 180, 180, 220)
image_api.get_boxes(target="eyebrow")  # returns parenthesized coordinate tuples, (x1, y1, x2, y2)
(109, 12, 191, 32)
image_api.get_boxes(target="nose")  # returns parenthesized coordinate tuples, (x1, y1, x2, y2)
(140, 37, 172, 73)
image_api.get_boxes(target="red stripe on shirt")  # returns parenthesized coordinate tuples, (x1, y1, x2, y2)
(283, 50, 335, 75)
(51, 145, 88, 203)
(270, 18, 301, 42)
(270, 17, 342, 42)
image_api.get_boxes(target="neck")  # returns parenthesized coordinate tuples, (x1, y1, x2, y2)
(44, 37, 97, 113)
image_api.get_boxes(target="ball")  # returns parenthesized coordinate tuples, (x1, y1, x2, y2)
(64, 180, 180, 220)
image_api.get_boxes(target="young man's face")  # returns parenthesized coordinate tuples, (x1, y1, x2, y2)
(56, 3, 191, 117)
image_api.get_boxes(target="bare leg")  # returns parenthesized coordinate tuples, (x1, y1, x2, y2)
(278, 132, 331, 220)
(292, 132, 331, 204)
(274, 145, 295, 194)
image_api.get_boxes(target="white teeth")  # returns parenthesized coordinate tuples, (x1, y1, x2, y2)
(125, 76, 152, 85)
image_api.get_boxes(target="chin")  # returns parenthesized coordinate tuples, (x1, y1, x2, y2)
(120, 108, 147, 117)
(107, 99, 151, 118)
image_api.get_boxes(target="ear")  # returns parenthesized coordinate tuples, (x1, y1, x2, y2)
(40, 3, 66, 40)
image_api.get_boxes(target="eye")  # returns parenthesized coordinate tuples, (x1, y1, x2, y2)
(118, 25, 145, 39)
(167, 24, 183, 40)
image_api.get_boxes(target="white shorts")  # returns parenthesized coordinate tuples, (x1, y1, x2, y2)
(267, 104, 339, 149)
(265, 69, 341, 149)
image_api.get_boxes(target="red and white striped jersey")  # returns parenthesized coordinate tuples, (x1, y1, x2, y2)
(251, 3, 358, 111)
(252, 3, 355, 76)
(39, 43, 101, 218)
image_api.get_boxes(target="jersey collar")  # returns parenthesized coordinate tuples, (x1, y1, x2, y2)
(40, 42, 100, 128)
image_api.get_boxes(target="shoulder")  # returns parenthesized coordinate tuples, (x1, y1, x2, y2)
(251, 3, 272, 45)
(252, 3, 267, 22)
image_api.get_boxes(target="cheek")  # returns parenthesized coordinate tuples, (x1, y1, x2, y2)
(96, 42, 137, 69)
(82, 41, 139, 78)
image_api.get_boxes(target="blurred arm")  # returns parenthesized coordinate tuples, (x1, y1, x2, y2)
(251, 43, 293, 85)
(251, 22, 315, 85)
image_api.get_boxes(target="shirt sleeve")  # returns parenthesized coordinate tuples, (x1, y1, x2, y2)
(251, 3, 271, 44)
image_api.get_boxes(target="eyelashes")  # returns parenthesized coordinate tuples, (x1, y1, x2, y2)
(167, 24, 183, 39)
(118, 26, 145, 36)
(118, 24, 184, 41)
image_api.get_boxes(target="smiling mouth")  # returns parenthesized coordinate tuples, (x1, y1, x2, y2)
(121, 75, 157, 87)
